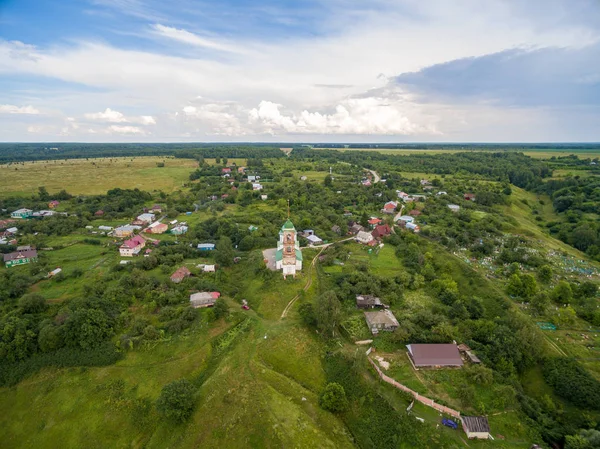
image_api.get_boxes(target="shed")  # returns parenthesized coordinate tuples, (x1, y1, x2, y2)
(202, 264, 216, 272)
(170, 266, 191, 283)
(198, 243, 215, 251)
(306, 234, 323, 245)
(461, 416, 490, 439)
(406, 344, 463, 368)
(356, 294, 387, 309)
(448, 204, 460, 212)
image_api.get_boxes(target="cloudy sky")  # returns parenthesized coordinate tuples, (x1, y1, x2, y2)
(1, 0, 599, 142)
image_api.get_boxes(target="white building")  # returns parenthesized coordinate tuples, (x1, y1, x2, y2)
(356, 230, 375, 245)
(136, 213, 155, 224)
(275, 219, 303, 279)
(448, 204, 460, 212)
(306, 234, 323, 245)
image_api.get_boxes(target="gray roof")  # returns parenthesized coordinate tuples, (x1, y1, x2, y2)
(462, 416, 490, 433)
(4, 249, 37, 262)
(356, 294, 383, 307)
(364, 310, 398, 327)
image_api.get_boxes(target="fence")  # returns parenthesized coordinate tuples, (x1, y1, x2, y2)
(368, 357, 461, 419)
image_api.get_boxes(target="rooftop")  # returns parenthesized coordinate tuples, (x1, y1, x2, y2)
(407, 344, 463, 367)
(462, 416, 490, 433)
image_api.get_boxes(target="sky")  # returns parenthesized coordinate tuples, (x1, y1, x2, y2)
(0, 0, 599, 142)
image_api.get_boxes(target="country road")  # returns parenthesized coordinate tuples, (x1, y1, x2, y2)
(367, 169, 381, 183)
(280, 237, 354, 319)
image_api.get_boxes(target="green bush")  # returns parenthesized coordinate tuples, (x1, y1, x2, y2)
(156, 379, 197, 422)
(319, 382, 348, 412)
(543, 357, 600, 410)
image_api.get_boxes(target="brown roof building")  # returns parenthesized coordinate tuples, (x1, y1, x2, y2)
(170, 266, 191, 283)
(406, 344, 463, 368)
(371, 224, 391, 239)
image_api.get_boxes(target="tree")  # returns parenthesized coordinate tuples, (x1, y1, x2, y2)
(213, 299, 229, 319)
(37, 186, 50, 201)
(156, 379, 197, 422)
(315, 291, 341, 338)
(18, 293, 47, 314)
(298, 302, 317, 327)
(215, 236, 235, 267)
(319, 383, 348, 412)
(324, 174, 333, 187)
(38, 323, 63, 352)
(530, 292, 550, 316)
(520, 274, 537, 299)
(64, 308, 113, 350)
(506, 273, 523, 297)
(552, 281, 573, 305)
(359, 212, 369, 228)
(537, 265, 553, 284)
(565, 434, 592, 449)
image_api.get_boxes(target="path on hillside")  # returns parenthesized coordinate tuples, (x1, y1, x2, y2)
(367, 169, 381, 183)
(280, 237, 353, 319)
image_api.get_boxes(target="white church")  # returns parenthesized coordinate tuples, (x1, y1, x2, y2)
(275, 219, 303, 278)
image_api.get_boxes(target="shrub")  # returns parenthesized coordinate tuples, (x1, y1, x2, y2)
(319, 382, 348, 412)
(156, 379, 197, 422)
(543, 357, 600, 410)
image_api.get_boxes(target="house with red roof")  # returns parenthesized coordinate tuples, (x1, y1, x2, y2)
(381, 201, 397, 214)
(367, 217, 382, 228)
(170, 266, 191, 283)
(408, 209, 422, 216)
(464, 193, 476, 201)
(372, 224, 392, 239)
(222, 167, 232, 174)
(48, 200, 60, 209)
(119, 235, 146, 257)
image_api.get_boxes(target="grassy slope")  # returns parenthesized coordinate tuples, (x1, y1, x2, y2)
(0, 157, 198, 196)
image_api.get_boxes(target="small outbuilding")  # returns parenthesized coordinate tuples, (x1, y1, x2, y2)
(461, 416, 490, 439)
(306, 234, 323, 245)
(198, 243, 215, 251)
(356, 294, 388, 309)
(170, 266, 191, 283)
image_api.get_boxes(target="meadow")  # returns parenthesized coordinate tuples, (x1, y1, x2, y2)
(0, 156, 198, 196)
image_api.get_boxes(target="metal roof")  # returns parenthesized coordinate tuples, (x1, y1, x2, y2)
(406, 344, 463, 367)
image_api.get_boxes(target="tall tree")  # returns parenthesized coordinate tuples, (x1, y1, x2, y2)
(315, 291, 341, 338)
(215, 236, 235, 267)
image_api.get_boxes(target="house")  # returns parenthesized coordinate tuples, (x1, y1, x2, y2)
(144, 249, 153, 257)
(48, 200, 60, 209)
(303, 229, 314, 236)
(136, 213, 155, 224)
(198, 243, 215, 251)
(372, 224, 391, 239)
(32, 210, 55, 218)
(420, 179, 431, 186)
(408, 209, 421, 216)
(95, 210, 105, 217)
(436, 191, 447, 196)
(11, 208, 33, 219)
(406, 222, 420, 233)
(238, 166, 246, 173)
(364, 310, 399, 335)
(348, 223, 364, 235)
(261, 194, 268, 200)
(145, 222, 168, 234)
(361, 179, 371, 187)
(151, 204, 163, 213)
(114, 225, 141, 237)
(397, 191, 411, 201)
(222, 167, 232, 174)
(170, 266, 191, 283)
(98, 225, 113, 231)
(247, 175, 258, 182)
(119, 235, 146, 257)
(356, 230, 375, 245)
(382, 201, 397, 214)
(5, 227, 18, 235)
(202, 264, 216, 272)
(356, 294, 388, 309)
(252, 183, 263, 191)
(171, 225, 188, 235)
(406, 344, 463, 368)
(396, 215, 414, 224)
(464, 193, 476, 201)
(306, 234, 323, 245)
(3, 248, 38, 268)
(461, 416, 490, 440)
(0, 219, 16, 230)
(448, 204, 460, 212)
(367, 217, 382, 228)
(190, 291, 221, 308)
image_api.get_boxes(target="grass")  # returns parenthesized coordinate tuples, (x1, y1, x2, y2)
(0, 156, 198, 196)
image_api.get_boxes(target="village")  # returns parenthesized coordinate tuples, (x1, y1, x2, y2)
(1, 150, 599, 449)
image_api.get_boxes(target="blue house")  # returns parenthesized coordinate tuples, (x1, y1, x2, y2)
(198, 243, 215, 251)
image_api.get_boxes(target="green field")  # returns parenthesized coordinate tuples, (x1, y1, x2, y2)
(0, 157, 198, 196)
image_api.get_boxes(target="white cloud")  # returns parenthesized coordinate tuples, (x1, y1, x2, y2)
(84, 108, 156, 125)
(151, 24, 243, 54)
(0, 104, 40, 114)
(107, 125, 145, 134)
(248, 98, 438, 135)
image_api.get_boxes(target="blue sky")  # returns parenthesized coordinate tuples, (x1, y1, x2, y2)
(1, 0, 599, 142)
